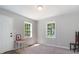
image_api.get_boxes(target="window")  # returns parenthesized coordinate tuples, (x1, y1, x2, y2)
(47, 21, 56, 38)
(24, 22, 32, 38)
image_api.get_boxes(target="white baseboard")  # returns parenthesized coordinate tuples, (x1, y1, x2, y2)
(40, 43, 69, 49)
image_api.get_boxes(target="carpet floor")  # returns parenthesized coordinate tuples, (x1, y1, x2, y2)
(16, 44, 79, 54)
(3, 44, 79, 54)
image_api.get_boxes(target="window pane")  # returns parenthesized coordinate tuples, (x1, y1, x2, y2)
(47, 22, 56, 38)
(24, 22, 32, 37)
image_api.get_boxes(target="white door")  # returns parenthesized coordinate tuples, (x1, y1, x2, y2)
(0, 15, 14, 53)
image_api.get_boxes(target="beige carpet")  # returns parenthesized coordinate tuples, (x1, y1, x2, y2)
(17, 44, 79, 54)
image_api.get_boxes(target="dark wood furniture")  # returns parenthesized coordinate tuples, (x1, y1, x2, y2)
(70, 32, 79, 52)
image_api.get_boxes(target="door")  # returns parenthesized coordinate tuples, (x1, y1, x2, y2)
(0, 15, 14, 53)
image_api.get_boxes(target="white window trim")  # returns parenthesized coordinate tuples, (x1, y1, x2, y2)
(24, 21, 32, 38)
(46, 21, 56, 38)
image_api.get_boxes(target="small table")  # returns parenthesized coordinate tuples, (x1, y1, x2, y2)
(15, 40, 26, 49)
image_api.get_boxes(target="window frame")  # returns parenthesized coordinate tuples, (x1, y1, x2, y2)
(24, 21, 32, 38)
(46, 21, 56, 38)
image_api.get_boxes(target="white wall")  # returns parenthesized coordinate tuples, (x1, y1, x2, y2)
(13, 17, 38, 45)
(0, 8, 37, 53)
(0, 14, 14, 53)
(38, 11, 79, 49)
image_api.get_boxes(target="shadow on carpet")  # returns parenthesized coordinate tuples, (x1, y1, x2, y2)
(3, 50, 18, 54)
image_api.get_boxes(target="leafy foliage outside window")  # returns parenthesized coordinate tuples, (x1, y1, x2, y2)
(24, 22, 32, 38)
(47, 21, 56, 38)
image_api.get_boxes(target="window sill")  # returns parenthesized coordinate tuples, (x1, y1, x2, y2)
(24, 36, 32, 39)
(47, 36, 56, 39)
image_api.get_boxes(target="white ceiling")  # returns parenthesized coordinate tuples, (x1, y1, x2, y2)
(0, 5, 79, 20)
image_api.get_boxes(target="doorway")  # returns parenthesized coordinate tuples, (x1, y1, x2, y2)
(0, 14, 14, 53)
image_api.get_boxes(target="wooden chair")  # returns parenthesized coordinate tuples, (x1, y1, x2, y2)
(70, 32, 79, 52)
